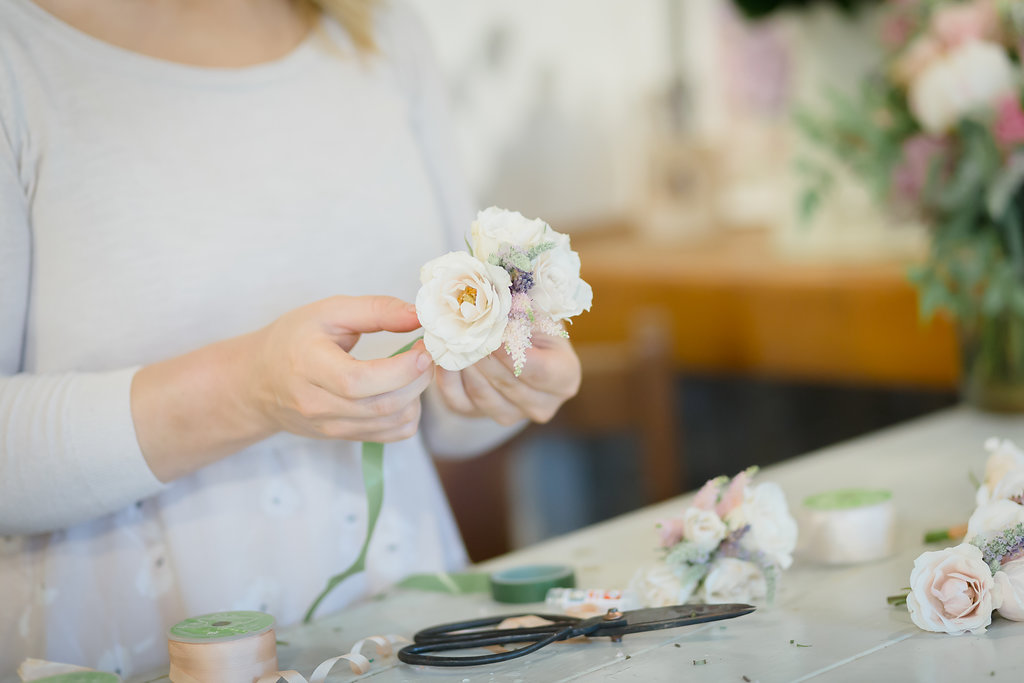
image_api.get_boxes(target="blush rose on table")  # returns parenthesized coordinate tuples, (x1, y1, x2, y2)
(899, 437, 1024, 635)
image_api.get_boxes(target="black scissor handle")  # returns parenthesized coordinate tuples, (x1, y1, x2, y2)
(411, 613, 580, 644)
(397, 613, 591, 667)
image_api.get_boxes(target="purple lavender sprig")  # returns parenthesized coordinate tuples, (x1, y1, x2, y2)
(715, 524, 780, 603)
(973, 522, 1024, 575)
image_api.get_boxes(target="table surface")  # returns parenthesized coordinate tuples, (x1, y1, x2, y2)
(105, 406, 1024, 683)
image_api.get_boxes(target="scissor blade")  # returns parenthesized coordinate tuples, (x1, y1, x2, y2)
(594, 603, 755, 638)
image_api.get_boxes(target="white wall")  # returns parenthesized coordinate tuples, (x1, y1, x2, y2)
(407, 0, 671, 227)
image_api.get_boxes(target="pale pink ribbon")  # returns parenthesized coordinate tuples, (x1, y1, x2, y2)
(254, 634, 410, 682)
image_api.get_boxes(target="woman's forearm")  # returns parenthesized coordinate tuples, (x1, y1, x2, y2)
(131, 331, 274, 482)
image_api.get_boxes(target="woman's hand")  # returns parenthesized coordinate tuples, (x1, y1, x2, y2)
(433, 332, 581, 426)
(249, 296, 433, 443)
(133, 295, 433, 482)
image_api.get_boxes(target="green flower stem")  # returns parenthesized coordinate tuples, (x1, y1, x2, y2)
(302, 335, 423, 624)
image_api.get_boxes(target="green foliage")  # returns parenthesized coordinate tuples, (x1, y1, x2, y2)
(799, 73, 1024, 324)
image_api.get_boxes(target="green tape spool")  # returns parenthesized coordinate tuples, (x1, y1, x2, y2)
(33, 675, 119, 683)
(803, 488, 892, 510)
(489, 564, 576, 604)
(167, 610, 275, 644)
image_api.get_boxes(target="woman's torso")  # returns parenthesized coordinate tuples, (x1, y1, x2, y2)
(0, 1, 467, 675)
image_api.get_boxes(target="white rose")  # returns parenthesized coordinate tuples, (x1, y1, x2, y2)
(906, 543, 1001, 635)
(470, 207, 552, 263)
(995, 559, 1024, 621)
(530, 243, 593, 321)
(681, 507, 728, 554)
(977, 438, 1024, 506)
(627, 565, 699, 608)
(909, 40, 1016, 134)
(967, 500, 1024, 541)
(701, 558, 767, 604)
(415, 251, 512, 371)
(730, 482, 798, 570)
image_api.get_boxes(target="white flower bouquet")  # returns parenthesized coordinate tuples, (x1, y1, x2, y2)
(630, 468, 798, 607)
(416, 207, 593, 375)
(900, 437, 1024, 634)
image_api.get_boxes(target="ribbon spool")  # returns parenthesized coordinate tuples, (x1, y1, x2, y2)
(167, 611, 278, 683)
(489, 564, 576, 603)
(798, 489, 895, 565)
(17, 658, 121, 682)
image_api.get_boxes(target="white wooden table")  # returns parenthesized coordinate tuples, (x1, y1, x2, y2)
(118, 407, 1024, 681)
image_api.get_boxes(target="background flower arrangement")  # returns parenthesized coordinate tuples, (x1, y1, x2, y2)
(799, 0, 1024, 408)
(630, 468, 798, 606)
(901, 437, 1024, 633)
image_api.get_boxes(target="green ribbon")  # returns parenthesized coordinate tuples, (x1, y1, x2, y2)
(303, 441, 384, 623)
(303, 337, 421, 623)
(395, 571, 490, 594)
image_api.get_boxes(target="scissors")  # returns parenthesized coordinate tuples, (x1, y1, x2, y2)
(396, 603, 755, 667)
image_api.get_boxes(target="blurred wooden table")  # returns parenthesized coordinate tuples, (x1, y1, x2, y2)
(570, 227, 959, 389)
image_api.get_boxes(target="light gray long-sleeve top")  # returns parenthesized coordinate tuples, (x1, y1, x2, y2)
(0, 0, 516, 675)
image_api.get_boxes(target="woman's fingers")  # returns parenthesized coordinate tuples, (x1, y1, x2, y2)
(434, 368, 478, 415)
(434, 333, 581, 425)
(310, 338, 432, 400)
(459, 364, 528, 426)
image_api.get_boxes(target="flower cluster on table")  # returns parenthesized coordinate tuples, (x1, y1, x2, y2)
(801, 0, 1024, 323)
(415, 207, 592, 374)
(906, 437, 1024, 634)
(630, 468, 798, 607)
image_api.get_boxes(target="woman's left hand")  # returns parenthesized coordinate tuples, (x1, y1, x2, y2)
(433, 333, 581, 426)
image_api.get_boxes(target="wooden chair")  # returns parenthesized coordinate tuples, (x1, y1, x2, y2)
(434, 310, 684, 562)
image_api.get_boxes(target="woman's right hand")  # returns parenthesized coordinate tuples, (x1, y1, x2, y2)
(133, 295, 432, 482)
(248, 295, 433, 443)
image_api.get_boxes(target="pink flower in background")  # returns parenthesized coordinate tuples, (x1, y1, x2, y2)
(995, 95, 1024, 149)
(716, 469, 753, 519)
(692, 476, 725, 511)
(881, 11, 918, 51)
(657, 518, 686, 548)
(931, 0, 998, 49)
(892, 134, 951, 203)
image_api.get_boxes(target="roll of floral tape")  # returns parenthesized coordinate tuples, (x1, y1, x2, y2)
(167, 611, 278, 683)
(799, 489, 895, 565)
(489, 564, 576, 603)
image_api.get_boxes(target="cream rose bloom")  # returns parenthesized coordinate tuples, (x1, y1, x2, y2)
(728, 482, 798, 570)
(627, 565, 699, 608)
(470, 207, 552, 263)
(976, 438, 1024, 506)
(909, 40, 1016, 134)
(701, 558, 767, 604)
(531, 241, 593, 322)
(995, 559, 1024, 621)
(681, 507, 728, 554)
(967, 500, 1024, 541)
(416, 252, 512, 371)
(907, 543, 1002, 634)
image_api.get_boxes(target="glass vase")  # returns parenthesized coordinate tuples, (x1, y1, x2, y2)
(959, 310, 1024, 413)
